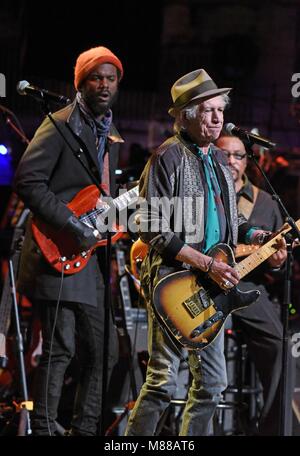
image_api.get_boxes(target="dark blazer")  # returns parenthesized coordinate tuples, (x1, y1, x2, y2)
(14, 101, 123, 306)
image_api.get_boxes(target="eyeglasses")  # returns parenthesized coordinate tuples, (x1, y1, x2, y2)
(223, 151, 247, 161)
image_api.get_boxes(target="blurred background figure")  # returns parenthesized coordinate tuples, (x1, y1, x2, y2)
(216, 133, 294, 435)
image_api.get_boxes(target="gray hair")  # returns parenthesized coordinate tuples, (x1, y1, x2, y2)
(173, 93, 230, 134)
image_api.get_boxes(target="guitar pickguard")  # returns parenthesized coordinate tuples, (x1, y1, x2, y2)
(152, 242, 265, 350)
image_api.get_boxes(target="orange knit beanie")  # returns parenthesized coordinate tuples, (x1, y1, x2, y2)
(74, 46, 123, 90)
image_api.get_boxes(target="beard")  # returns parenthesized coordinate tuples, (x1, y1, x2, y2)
(85, 90, 118, 117)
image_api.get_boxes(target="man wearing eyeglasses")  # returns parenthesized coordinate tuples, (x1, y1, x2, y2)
(215, 134, 293, 435)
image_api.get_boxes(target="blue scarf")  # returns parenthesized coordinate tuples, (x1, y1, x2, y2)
(196, 146, 227, 252)
(76, 92, 112, 177)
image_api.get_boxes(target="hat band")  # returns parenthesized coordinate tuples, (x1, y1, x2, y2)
(173, 80, 219, 108)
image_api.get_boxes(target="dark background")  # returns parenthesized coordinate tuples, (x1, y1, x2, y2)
(20, 0, 163, 91)
(0, 0, 300, 436)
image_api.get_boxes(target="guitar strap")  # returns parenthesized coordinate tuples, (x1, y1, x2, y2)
(65, 123, 109, 197)
(238, 184, 259, 220)
(213, 159, 234, 246)
(101, 149, 110, 195)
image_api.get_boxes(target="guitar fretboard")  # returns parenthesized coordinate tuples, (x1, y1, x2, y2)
(235, 219, 300, 279)
(235, 243, 259, 258)
(113, 186, 139, 211)
(80, 186, 139, 228)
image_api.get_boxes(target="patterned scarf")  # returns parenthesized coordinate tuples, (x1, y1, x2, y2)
(76, 92, 112, 177)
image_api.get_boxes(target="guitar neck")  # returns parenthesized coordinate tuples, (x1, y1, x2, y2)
(113, 186, 139, 212)
(81, 185, 139, 224)
(235, 243, 259, 258)
(235, 219, 300, 279)
(88, 186, 139, 221)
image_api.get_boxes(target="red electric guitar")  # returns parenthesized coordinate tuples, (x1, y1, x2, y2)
(32, 184, 139, 275)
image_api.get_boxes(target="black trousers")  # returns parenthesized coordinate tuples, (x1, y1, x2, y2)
(233, 282, 294, 435)
(31, 295, 119, 436)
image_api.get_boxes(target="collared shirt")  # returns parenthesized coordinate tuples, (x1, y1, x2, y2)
(235, 174, 284, 283)
(237, 175, 254, 202)
(237, 175, 259, 243)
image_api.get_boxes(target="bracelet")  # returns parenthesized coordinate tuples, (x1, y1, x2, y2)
(205, 257, 214, 273)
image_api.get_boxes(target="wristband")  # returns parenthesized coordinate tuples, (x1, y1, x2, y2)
(205, 257, 214, 273)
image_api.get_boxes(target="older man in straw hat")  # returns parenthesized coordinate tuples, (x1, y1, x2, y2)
(14, 46, 124, 435)
(125, 69, 285, 436)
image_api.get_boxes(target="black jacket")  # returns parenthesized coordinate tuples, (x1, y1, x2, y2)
(14, 101, 123, 305)
(136, 134, 251, 304)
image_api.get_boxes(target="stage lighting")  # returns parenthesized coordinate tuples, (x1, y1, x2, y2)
(0, 144, 8, 155)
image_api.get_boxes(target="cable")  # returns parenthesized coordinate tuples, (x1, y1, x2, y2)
(45, 267, 64, 436)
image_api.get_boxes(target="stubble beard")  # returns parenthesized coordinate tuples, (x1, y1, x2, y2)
(87, 90, 119, 117)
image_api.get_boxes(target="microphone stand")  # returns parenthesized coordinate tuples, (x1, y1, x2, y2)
(0, 104, 32, 435)
(243, 139, 299, 436)
(9, 236, 33, 436)
(0, 104, 30, 145)
(100, 232, 112, 435)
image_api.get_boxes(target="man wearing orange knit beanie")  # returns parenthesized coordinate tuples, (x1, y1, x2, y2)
(14, 46, 124, 436)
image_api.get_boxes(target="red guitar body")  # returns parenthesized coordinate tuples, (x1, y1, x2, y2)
(31, 185, 124, 275)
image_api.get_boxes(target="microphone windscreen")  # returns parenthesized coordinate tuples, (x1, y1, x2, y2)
(223, 123, 236, 135)
(16, 80, 30, 95)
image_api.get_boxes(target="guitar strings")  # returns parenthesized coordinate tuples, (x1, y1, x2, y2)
(79, 188, 138, 224)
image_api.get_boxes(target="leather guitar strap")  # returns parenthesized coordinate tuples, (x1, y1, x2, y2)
(101, 149, 110, 195)
(65, 124, 109, 197)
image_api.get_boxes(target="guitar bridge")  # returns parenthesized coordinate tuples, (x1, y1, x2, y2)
(183, 295, 202, 318)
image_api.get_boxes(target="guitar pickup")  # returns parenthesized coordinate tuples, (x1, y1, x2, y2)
(198, 288, 210, 309)
(183, 288, 211, 319)
(190, 311, 224, 339)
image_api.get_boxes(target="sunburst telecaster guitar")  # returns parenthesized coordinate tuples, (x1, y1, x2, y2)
(152, 219, 300, 351)
(32, 185, 139, 274)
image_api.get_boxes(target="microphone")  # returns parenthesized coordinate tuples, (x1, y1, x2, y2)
(224, 123, 276, 149)
(16, 80, 70, 105)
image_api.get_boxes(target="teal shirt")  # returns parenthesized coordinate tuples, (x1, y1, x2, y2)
(196, 146, 221, 253)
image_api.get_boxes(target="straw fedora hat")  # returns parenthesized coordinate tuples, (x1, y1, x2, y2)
(168, 69, 231, 117)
